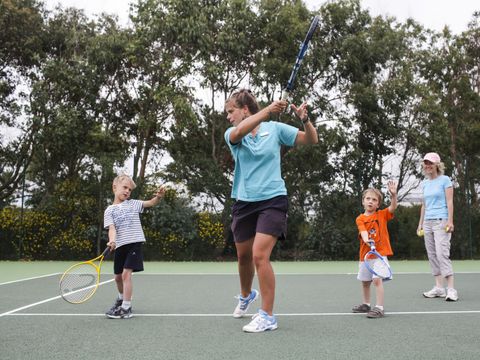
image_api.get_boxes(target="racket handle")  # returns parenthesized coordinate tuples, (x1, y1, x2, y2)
(367, 240, 375, 250)
(280, 90, 292, 114)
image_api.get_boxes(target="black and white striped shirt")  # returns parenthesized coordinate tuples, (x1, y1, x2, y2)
(104, 199, 145, 247)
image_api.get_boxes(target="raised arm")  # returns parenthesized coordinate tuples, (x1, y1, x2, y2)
(143, 186, 166, 209)
(387, 180, 398, 213)
(291, 102, 318, 145)
(229, 100, 287, 144)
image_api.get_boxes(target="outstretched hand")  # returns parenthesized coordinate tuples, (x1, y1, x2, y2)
(291, 102, 308, 122)
(155, 185, 167, 199)
(387, 180, 397, 196)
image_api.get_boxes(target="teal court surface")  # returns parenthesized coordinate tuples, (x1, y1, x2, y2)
(1, 261, 479, 360)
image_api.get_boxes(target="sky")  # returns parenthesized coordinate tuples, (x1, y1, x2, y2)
(43, 0, 480, 34)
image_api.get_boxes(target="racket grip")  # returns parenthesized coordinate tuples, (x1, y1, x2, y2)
(280, 91, 292, 114)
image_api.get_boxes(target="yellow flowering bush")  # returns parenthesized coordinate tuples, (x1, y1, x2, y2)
(197, 212, 224, 250)
(0, 208, 94, 260)
(143, 229, 188, 260)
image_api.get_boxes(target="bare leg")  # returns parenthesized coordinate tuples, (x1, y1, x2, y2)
(434, 274, 444, 289)
(114, 273, 123, 295)
(361, 281, 372, 304)
(372, 278, 384, 307)
(446, 274, 454, 289)
(122, 268, 133, 301)
(252, 233, 277, 315)
(235, 238, 255, 298)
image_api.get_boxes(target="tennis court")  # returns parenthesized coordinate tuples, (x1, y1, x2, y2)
(1, 261, 479, 360)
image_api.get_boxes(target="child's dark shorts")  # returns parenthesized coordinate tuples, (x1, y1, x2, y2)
(114, 242, 144, 275)
(231, 195, 288, 243)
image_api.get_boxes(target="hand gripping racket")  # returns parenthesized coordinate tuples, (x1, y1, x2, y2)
(59, 247, 111, 304)
(281, 15, 320, 102)
(364, 241, 392, 280)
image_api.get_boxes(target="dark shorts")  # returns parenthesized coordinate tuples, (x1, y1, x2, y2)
(113, 242, 144, 275)
(231, 195, 288, 243)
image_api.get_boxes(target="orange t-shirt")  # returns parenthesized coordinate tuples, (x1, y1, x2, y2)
(356, 208, 394, 260)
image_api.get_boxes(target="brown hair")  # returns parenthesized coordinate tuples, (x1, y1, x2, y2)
(362, 188, 383, 204)
(225, 89, 260, 114)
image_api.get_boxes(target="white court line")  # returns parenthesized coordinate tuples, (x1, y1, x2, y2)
(0, 279, 114, 318)
(131, 272, 480, 276)
(0, 273, 61, 286)
(7, 310, 480, 317)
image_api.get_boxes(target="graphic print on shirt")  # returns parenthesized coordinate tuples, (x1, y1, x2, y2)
(111, 204, 134, 229)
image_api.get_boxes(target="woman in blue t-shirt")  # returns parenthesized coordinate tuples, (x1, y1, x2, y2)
(417, 152, 458, 301)
(224, 89, 318, 332)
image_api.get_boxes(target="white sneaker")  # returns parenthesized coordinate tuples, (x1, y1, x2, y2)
(423, 287, 446, 298)
(242, 310, 278, 333)
(233, 289, 259, 318)
(445, 288, 459, 301)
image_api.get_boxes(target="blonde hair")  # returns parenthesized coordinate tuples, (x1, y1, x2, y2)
(113, 174, 136, 189)
(420, 161, 445, 176)
(362, 188, 383, 204)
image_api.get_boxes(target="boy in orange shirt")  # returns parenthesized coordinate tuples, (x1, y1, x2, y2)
(352, 180, 397, 318)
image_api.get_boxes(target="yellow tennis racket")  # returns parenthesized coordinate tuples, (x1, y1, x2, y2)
(59, 247, 111, 304)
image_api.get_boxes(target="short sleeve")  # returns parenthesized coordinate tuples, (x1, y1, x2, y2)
(104, 207, 113, 229)
(443, 176, 453, 189)
(131, 199, 144, 213)
(356, 215, 366, 232)
(224, 127, 237, 149)
(275, 122, 298, 147)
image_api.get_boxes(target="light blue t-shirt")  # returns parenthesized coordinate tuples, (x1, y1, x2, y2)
(422, 175, 452, 219)
(224, 121, 298, 201)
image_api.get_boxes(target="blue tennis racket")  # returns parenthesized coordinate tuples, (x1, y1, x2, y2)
(281, 15, 320, 102)
(364, 241, 392, 280)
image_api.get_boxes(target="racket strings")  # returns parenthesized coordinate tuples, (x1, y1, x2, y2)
(60, 263, 99, 303)
(374, 259, 391, 279)
(365, 253, 391, 279)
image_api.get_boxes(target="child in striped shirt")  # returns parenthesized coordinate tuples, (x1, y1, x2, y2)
(104, 174, 165, 319)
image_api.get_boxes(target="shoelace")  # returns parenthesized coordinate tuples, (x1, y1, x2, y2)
(234, 294, 251, 310)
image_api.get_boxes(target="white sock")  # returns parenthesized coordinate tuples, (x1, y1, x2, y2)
(365, 303, 371, 307)
(121, 300, 131, 309)
(117, 293, 124, 301)
(375, 305, 384, 310)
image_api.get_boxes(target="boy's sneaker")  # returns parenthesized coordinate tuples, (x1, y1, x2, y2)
(106, 306, 132, 319)
(105, 298, 123, 316)
(352, 303, 371, 313)
(445, 288, 459, 302)
(242, 309, 278, 333)
(423, 287, 446, 298)
(233, 289, 259, 318)
(367, 307, 385, 318)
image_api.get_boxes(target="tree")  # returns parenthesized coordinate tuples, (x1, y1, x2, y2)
(0, 0, 44, 204)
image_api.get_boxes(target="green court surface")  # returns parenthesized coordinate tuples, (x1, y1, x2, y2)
(1, 261, 479, 360)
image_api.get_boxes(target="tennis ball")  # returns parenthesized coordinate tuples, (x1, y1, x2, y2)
(445, 226, 450, 232)
(417, 229, 424, 237)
